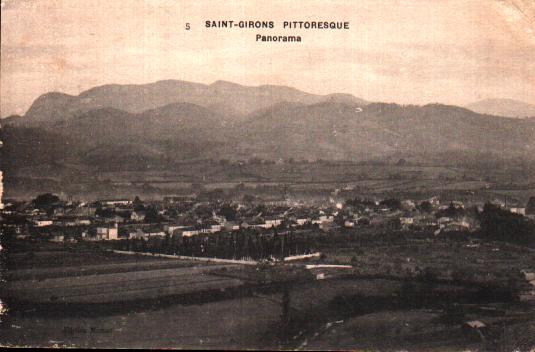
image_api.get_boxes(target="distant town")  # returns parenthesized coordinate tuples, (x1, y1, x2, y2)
(3, 189, 535, 258)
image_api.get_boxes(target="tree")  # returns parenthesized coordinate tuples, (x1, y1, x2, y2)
(479, 203, 535, 245)
(526, 196, 535, 215)
(144, 207, 160, 223)
(133, 196, 145, 211)
(418, 201, 433, 213)
(95, 206, 114, 218)
(435, 203, 464, 219)
(33, 193, 60, 209)
(396, 158, 407, 166)
(379, 198, 402, 210)
(219, 203, 238, 222)
(242, 194, 256, 203)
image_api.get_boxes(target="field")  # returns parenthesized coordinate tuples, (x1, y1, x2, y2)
(5, 265, 245, 304)
(1, 243, 282, 348)
(1, 296, 282, 349)
(5, 241, 171, 269)
(6, 162, 535, 205)
(2, 235, 535, 350)
(319, 230, 535, 285)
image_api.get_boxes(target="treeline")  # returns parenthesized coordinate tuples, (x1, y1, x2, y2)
(117, 229, 315, 260)
(478, 203, 535, 245)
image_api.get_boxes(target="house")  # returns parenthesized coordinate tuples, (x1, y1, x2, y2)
(73, 205, 96, 216)
(344, 220, 355, 228)
(369, 216, 388, 227)
(170, 226, 200, 238)
(128, 228, 165, 240)
(53, 207, 66, 216)
(316, 273, 326, 280)
(509, 207, 526, 215)
(102, 199, 132, 206)
(12, 226, 30, 239)
(437, 217, 452, 225)
(182, 229, 200, 237)
(357, 217, 370, 226)
(313, 215, 334, 225)
(75, 218, 91, 226)
(264, 219, 282, 228)
(296, 218, 310, 226)
(210, 224, 222, 233)
(443, 220, 471, 232)
(463, 320, 487, 330)
(241, 219, 266, 229)
(401, 200, 416, 210)
(166, 225, 187, 234)
(163, 195, 196, 204)
(129, 229, 148, 240)
(265, 199, 290, 207)
(451, 201, 465, 209)
(30, 209, 46, 216)
(428, 196, 440, 206)
(521, 270, 535, 281)
(146, 230, 166, 238)
(131, 211, 146, 222)
(520, 289, 535, 303)
(399, 216, 414, 226)
(223, 222, 240, 231)
(319, 220, 335, 231)
(96, 224, 119, 240)
(60, 218, 78, 227)
(82, 231, 101, 241)
(34, 220, 53, 227)
(49, 233, 64, 242)
(104, 215, 125, 223)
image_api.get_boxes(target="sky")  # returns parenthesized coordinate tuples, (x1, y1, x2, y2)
(1, 0, 535, 117)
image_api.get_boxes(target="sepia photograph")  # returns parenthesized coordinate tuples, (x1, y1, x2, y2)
(1, 0, 535, 350)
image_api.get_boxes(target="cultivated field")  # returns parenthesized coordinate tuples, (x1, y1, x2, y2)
(6, 162, 535, 204)
(2, 236, 535, 350)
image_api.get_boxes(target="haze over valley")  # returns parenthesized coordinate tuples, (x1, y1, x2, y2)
(1, 79, 534, 201)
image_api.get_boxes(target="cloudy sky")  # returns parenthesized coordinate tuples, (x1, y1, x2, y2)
(1, 0, 534, 117)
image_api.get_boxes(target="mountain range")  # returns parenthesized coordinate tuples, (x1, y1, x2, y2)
(465, 98, 535, 118)
(6, 80, 367, 126)
(1, 80, 535, 189)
